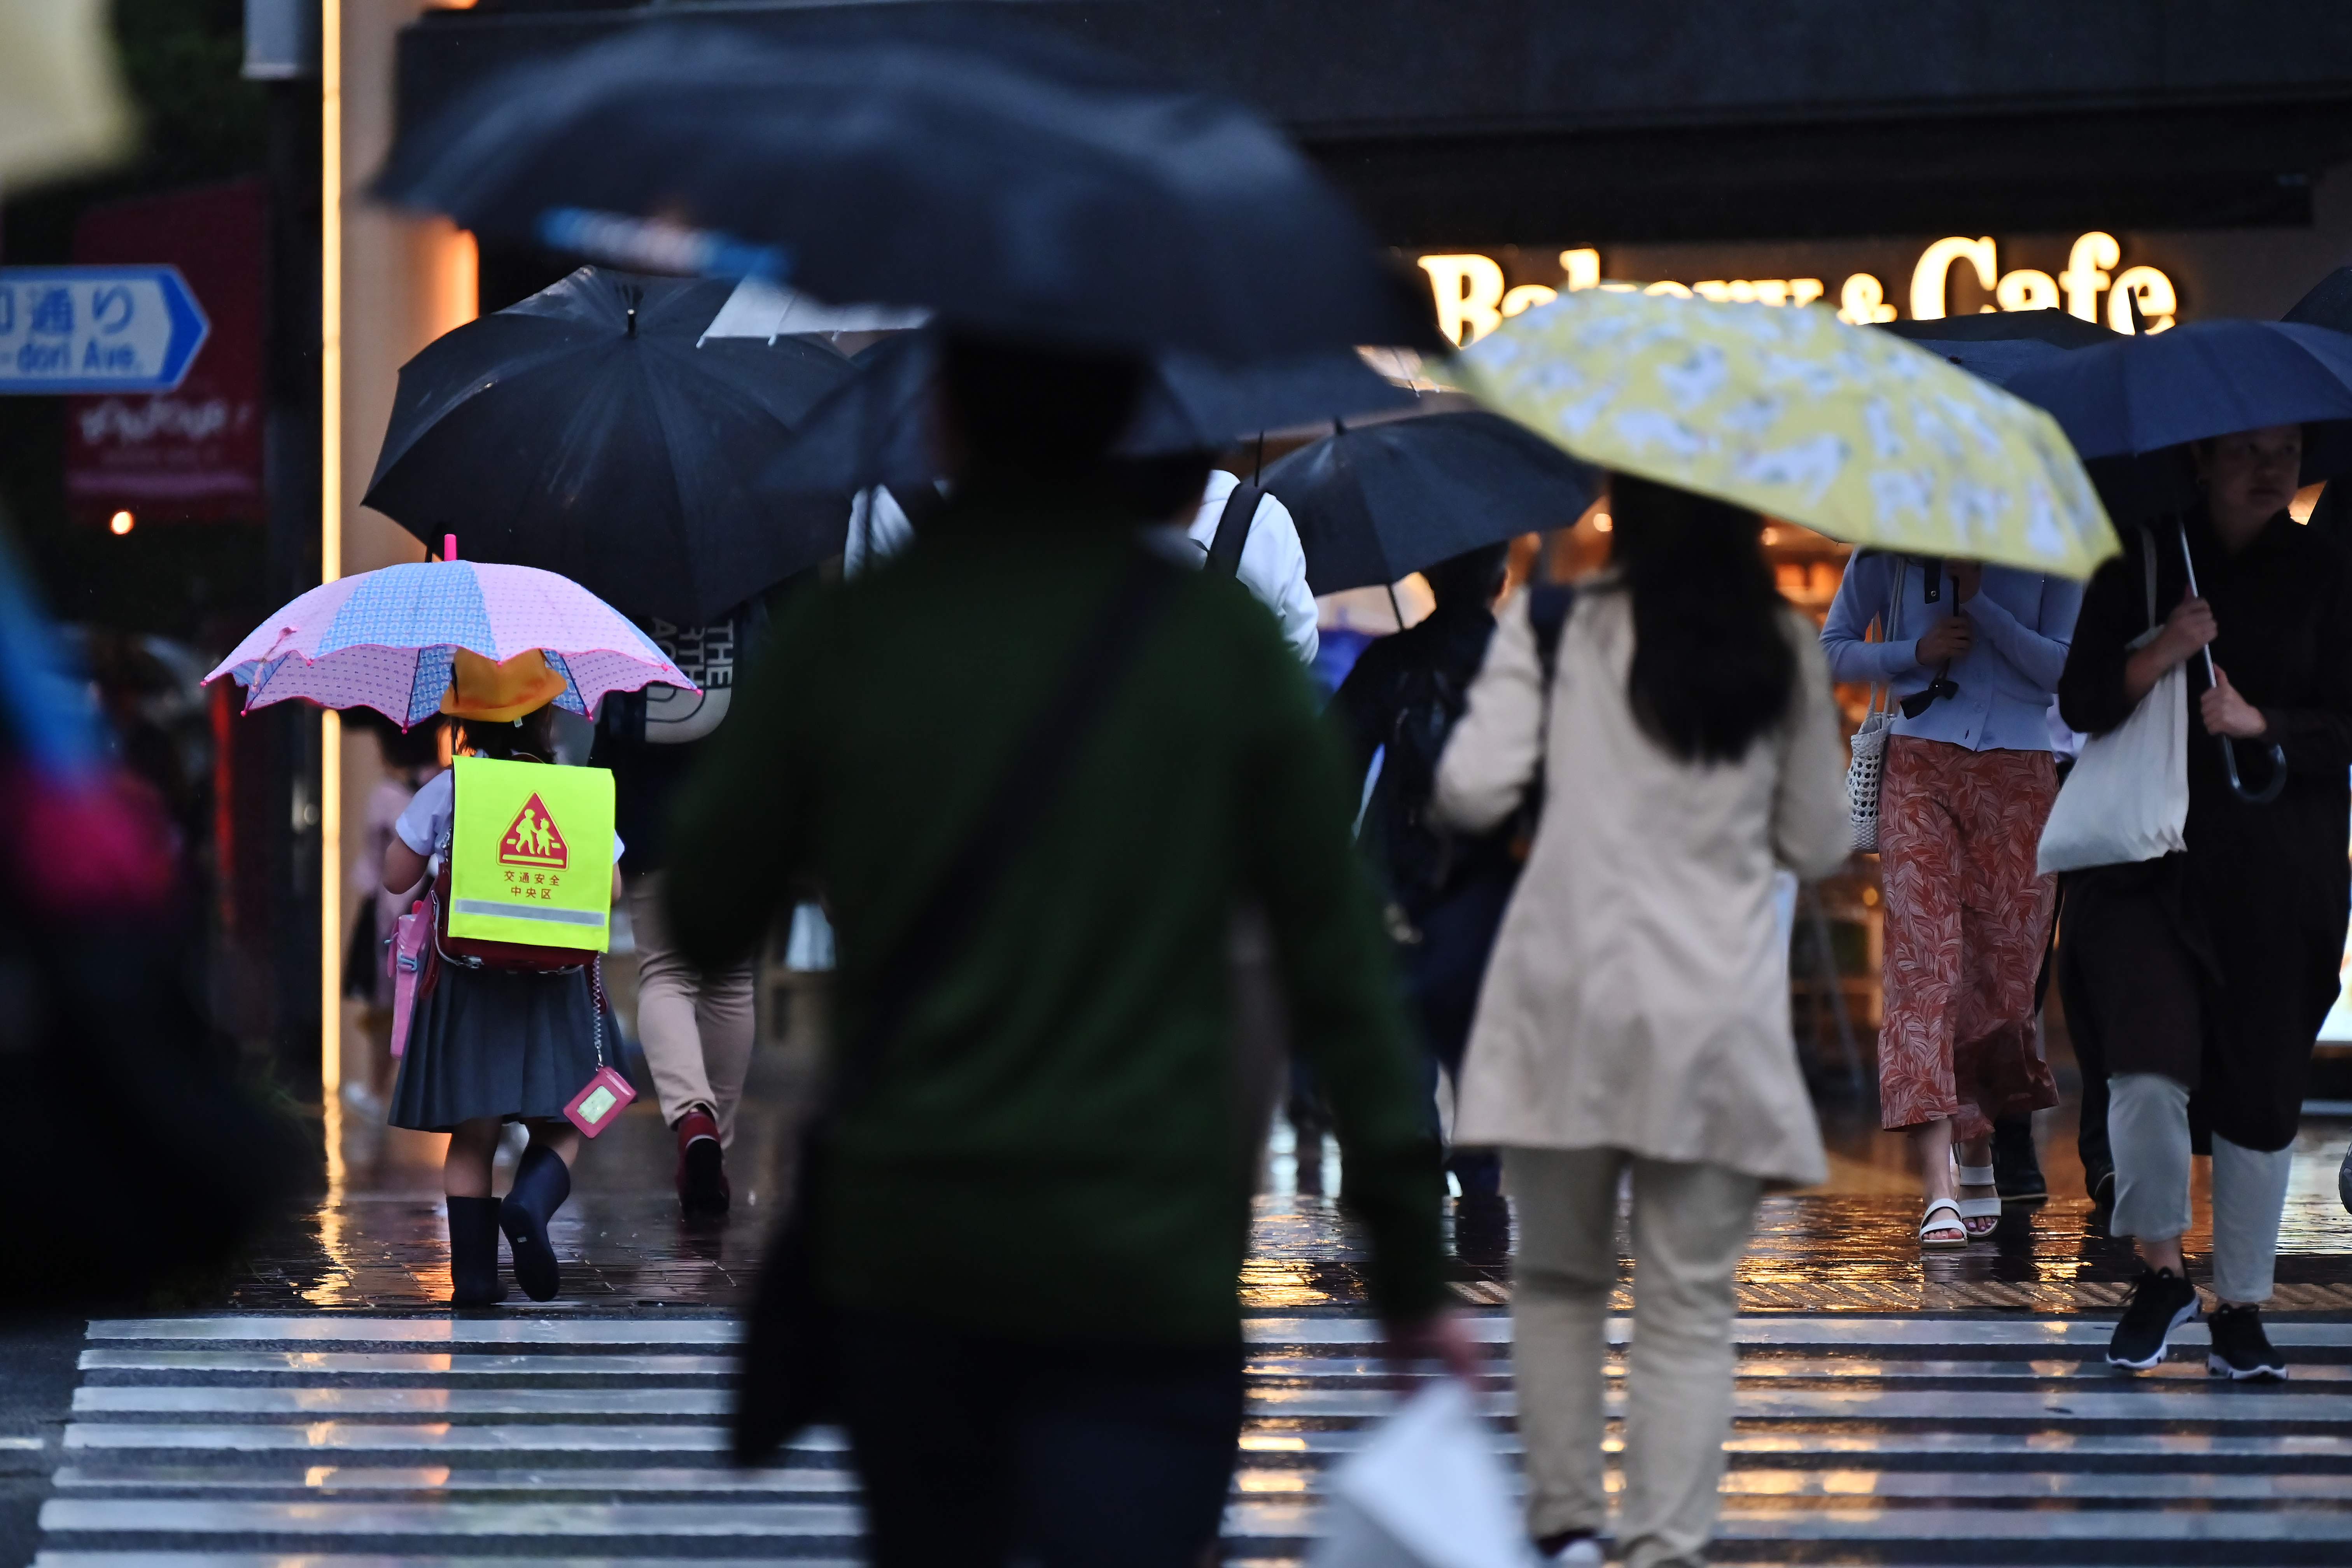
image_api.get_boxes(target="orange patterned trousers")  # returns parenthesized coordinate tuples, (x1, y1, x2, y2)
(1876, 736, 2061, 1139)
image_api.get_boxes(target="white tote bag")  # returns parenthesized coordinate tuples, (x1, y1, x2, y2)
(1308, 1381, 1532, 1568)
(2037, 530, 2188, 875)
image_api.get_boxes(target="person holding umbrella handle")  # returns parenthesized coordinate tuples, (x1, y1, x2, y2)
(2055, 424, 2352, 1381)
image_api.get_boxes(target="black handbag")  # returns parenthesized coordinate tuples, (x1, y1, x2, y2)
(732, 551, 1181, 1464)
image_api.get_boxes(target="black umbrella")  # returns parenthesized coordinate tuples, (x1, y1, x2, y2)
(1261, 413, 1600, 595)
(758, 329, 1419, 497)
(363, 268, 854, 625)
(371, 25, 1440, 360)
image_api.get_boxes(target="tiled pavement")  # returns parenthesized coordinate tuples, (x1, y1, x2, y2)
(29, 1311, 2352, 1566)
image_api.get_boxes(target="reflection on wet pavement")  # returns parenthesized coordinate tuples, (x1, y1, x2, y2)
(227, 998, 2352, 1314)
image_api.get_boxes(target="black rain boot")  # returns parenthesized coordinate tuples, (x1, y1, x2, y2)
(499, 1144, 572, 1302)
(446, 1196, 507, 1309)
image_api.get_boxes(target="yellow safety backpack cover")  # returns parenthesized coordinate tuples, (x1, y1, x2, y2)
(445, 754, 616, 952)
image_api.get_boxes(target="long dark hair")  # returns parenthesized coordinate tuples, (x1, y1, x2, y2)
(1607, 473, 1794, 764)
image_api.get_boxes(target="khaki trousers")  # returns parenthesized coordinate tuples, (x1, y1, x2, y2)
(1504, 1147, 1760, 1568)
(628, 871, 758, 1144)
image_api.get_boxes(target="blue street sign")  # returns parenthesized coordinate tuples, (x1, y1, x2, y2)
(0, 266, 211, 395)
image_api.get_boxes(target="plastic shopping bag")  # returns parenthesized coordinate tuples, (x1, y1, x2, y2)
(1308, 1380, 1533, 1568)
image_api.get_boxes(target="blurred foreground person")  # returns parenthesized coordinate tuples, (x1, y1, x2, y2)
(0, 528, 302, 1305)
(669, 332, 1462, 1568)
(2057, 425, 2352, 1380)
(1436, 476, 1847, 1567)
(1821, 551, 2077, 1246)
(1332, 542, 1515, 1260)
(383, 701, 626, 1307)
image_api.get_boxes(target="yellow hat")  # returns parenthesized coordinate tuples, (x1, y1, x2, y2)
(441, 648, 568, 723)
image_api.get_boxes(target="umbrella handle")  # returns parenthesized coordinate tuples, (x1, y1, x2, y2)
(2219, 735, 2288, 805)
(2178, 517, 2284, 805)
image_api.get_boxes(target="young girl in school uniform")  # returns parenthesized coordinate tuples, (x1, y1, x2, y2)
(382, 694, 625, 1307)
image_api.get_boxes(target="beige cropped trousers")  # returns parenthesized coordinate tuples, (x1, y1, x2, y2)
(628, 872, 757, 1144)
(1505, 1147, 1761, 1568)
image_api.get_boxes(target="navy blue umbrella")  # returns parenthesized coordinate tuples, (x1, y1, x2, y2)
(1261, 413, 1600, 595)
(373, 26, 1440, 360)
(1886, 308, 2118, 351)
(2002, 320, 2352, 482)
(759, 329, 1417, 497)
(363, 268, 854, 625)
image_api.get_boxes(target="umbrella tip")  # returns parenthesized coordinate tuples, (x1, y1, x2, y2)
(626, 305, 637, 340)
(443, 533, 458, 562)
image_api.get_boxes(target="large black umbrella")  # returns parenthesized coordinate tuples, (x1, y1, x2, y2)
(372, 26, 1439, 360)
(1262, 413, 1600, 595)
(363, 268, 854, 626)
(757, 328, 1418, 496)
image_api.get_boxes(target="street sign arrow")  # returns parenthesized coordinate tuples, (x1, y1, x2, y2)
(0, 265, 212, 395)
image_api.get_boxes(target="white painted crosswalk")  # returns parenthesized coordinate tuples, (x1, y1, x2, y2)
(31, 1311, 2352, 1566)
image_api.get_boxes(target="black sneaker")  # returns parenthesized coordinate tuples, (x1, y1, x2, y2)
(2206, 1303, 2287, 1381)
(2088, 1166, 2116, 1211)
(2107, 1267, 2200, 1371)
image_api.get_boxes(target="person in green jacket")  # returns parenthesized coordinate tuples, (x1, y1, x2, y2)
(666, 331, 1466, 1568)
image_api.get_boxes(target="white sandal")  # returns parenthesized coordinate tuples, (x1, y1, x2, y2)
(1955, 1160, 2001, 1237)
(1918, 1198, 1968, 1250)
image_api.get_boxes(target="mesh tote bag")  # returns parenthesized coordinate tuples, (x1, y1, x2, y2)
(1846, 558, 1905, 853)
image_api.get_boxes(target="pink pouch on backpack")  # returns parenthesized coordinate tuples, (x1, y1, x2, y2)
(561, 957, 637, 1137)
(388, 900, 430, 1059)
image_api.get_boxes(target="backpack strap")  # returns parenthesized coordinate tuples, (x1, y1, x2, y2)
(1526, 582, 1577, 683)
(1206, 482, 1264, 577)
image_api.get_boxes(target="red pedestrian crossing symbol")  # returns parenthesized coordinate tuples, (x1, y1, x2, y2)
(498, 794, 570, 870)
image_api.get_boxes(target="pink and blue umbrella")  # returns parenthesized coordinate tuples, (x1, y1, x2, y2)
(204, 560, 695, 728)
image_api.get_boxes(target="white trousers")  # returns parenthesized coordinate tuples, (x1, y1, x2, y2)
(2107, 1072, 2294, 1304)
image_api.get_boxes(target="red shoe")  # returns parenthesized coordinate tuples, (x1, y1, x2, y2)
(675, 1108, 730, 1219)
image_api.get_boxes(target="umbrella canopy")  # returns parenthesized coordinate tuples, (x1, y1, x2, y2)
(1452, 289, 2117, 578)
(205, 561, 693, 730)
(362, 268, 854, 626)
(1262, 412, 1600, 595)
(2001, 319, 2352, 484)
(2283, 268, 2352, 332)
(1886, 309, 2119, 350)
(757, 328, 1419, 496)
(371, 25, 1439, 360)
(0, 0, 132, 190)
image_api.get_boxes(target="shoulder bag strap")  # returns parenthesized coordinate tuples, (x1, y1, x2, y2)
(1206, 483, 1264, 576)
(1526, 581, 1578, 684)
(835, 551, 1181, 1103)
(1866, 556, 1907, 721)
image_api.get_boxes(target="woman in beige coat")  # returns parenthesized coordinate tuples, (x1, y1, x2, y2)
(1435, 474, 1849, 1568)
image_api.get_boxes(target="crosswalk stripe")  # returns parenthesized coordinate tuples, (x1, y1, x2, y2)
(40, 1311, 2352, 1566)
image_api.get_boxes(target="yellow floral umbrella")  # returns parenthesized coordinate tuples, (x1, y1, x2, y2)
(1450, 289, 2119, 578)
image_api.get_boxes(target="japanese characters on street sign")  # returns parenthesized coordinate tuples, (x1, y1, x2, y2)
(0, 266, 211, 394)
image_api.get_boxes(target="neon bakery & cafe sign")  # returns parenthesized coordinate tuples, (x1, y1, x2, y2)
(1415, 233, 2178, 348)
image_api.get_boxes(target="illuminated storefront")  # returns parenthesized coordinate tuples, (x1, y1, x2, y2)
(1413, 231, 2184, 348)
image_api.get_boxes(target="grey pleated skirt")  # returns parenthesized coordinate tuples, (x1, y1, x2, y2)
(389, 961, 608, 1132)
